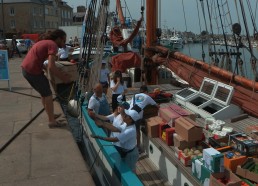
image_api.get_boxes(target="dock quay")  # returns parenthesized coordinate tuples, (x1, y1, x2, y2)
(0, 56, 95, 186)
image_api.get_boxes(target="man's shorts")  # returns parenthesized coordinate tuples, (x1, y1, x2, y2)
(22, 68, 52, 97)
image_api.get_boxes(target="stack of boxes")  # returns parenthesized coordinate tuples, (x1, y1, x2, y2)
(158, 104, 196, 146)
(174, 117, 203, 166)
(192, 147, 225, 185)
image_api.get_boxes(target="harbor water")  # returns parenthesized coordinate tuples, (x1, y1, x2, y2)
(179, 43, 258, 80)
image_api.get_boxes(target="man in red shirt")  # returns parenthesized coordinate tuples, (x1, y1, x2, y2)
(21, 29, 70, 128)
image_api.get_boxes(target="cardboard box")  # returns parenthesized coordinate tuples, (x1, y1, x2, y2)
(236, 158, 258, 183)
(159, 123, 175, 146)
(169, 103, 196, 121)
(203, 148, 224, 173)
(49, 61, 78, 84)
(210, 168, 242, 186)
(146, 116, 164, 138)
(175, 117, 203, 142)
(158, 107, 180, 127)
(224, 155, 247, 173)
(209, 136, 229, 149)
(245, 125, 258, 135)
(229, 133, 258, 156)
(173, 133, 196, 150)
(192, 157, 211, 186)
(179, 151, 192, 166)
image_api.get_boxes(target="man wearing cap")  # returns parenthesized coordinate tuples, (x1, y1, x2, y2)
(129, 85, 159, 152)
(91, 108, 139, 172)
(99, 60, 110, 94)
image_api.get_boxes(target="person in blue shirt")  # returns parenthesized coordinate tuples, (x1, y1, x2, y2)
(25, 38, 32, 52)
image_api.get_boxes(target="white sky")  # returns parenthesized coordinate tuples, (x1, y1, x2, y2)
(65, 0, 258, 34)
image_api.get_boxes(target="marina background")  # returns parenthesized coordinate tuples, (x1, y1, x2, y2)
(178, 43, 258, 80)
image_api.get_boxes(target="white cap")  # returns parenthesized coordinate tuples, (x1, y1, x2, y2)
(117, 94, 123, 103)
(102, 60, 106, 64)
(124, 109, 140, 122)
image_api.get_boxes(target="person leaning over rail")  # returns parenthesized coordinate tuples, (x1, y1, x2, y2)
(88, 83, 111, 117)
(91, 108, 139, 173)
(129, 85, 159, 153)
(21, 29, 71, 128)
(90, 99, 130, 139)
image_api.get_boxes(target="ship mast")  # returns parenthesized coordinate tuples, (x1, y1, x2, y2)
(116, 0, 125, 27)
(146, 0, 158, 47)
(144, 0, 159, 85)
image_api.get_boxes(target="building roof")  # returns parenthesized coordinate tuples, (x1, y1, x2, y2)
(73, 12, 85, 18)
(3, 0, 43, 3)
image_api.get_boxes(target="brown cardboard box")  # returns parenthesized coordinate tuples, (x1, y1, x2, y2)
(173, 133, 196, 150)
(169, 103, 196, 121)
(245, 125, 258, 135)
(236, 158, 258, 183)
(49, 61, 78, 84)
(175, 117, 203, 142)
(146, 116, 164, 138)
(158, 107, 180, 127)
(210, 168, 242, 186)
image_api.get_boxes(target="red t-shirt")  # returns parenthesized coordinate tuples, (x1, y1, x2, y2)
(21, 40, 58, 75)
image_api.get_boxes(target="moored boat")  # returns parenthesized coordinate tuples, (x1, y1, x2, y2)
(62, 0, 258, 185)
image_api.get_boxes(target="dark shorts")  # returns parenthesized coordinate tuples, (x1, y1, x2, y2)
(22, 68, 52, 97)
(100, 81, 109, 88)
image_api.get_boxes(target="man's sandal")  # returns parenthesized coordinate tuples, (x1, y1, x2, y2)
(54, 113, 62, 119)
(48, 120, 66, 128)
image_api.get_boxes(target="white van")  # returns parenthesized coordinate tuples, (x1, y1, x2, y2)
(5, 39, 27, 53)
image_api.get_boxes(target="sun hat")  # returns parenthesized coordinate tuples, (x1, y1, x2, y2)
(124, 109, 140, 122)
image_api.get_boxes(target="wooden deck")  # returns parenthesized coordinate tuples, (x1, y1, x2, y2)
(106, 83, 258, 186)
(136, 153, 171, 186)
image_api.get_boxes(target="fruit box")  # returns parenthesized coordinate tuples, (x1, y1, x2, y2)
(210, 168, 242, 186)
(236, 158, 258, 183)
(224, 154, 247, 173)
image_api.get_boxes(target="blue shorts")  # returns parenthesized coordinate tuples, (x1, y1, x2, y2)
(22, 68, 52, 97)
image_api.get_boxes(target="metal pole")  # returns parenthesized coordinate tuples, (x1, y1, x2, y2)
(1, 0, 5, 39)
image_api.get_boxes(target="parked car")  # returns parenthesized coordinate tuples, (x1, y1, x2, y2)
(5, 39, 28, 53)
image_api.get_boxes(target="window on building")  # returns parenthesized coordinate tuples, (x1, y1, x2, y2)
(33, 7, 37, 15)
(46, 21, 50, 28)
(10, 7, 15, 15)
(10, 20, 15, 28)
(45, 8, 49, 15)
(33, 20, 37, 28)
(40, 21, 44, 28)
(39, 8, 43, 16)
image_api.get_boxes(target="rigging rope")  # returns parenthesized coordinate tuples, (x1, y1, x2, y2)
(205, 0, 218, 64)
(181, 0, 191, 56)
(246, 0, 258, 36)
